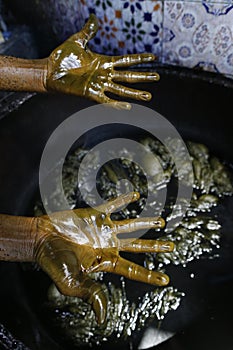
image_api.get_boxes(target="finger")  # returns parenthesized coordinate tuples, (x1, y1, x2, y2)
(97, 191, 140, 215)
(69, 14, 99, 47)
(112, 53, 156, 67)
(119, 239, 174, 253)
(106, 82, 152, 101)
(93, 93, 132, 110)
(58, 274, 108, 325)
(37, 238, 108, 324)
(112, 217, 165, 234)
(113, 70, 160, 83)
(104, 256, 169, 286)
(83, 277, 108, 325)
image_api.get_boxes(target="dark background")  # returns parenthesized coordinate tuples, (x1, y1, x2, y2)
(0, 1, 233, 349)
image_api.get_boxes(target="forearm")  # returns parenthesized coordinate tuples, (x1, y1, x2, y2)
(0, 56, 48, 92)
(0, 214, 38, 261)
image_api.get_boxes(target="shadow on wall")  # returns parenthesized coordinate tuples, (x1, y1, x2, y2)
(1, 0, 233, 78)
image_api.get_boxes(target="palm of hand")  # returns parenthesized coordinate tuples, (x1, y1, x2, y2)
(46, 14, 159, 109)
(47, 36, 103, 99)
(35, 192, 174, 324)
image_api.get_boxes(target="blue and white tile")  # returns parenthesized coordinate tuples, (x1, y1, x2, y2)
(163, 1, 233, 77)
(121, 0, 163, 55)
(202, 1, 233, 15)
(165, 0, 233, 5)
(80, 0, 164, 56)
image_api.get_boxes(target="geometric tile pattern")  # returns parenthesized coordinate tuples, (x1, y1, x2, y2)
(1, 0, 233, 78)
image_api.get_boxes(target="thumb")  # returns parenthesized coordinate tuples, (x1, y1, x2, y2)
(69, 14, 99, 48)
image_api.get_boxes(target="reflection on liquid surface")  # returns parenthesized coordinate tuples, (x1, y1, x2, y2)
(34, 137, 233, 347)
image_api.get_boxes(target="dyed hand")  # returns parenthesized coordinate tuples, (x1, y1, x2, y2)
(46, 14, 160, 109)
(35, 192, 174, 324)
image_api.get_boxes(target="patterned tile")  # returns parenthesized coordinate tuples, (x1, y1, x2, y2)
(166, 0, 233, 5)
(121, 0, 163, 55)
(202, 1, 233, 14)
(163, 1, 233, 77)
(3, 0, 233, 78)
(81, 0, 163, 56)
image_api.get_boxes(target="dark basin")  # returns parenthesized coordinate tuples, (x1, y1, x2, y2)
(0, 66, 233, 350)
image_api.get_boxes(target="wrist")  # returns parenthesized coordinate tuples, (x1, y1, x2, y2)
(32, 217, 52, 262)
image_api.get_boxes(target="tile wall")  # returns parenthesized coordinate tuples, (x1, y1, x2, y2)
(81, 0, 233, 78)
(1, 0, 233, 79)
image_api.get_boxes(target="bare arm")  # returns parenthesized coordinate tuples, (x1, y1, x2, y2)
(0, 15, 159, 109)
(0, 214, 38, 261)
(0, 192, 174, 323)
(0, 56, 47, 92)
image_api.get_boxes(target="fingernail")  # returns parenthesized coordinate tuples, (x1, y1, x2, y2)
(97, 307, 107, 325)
(119, 102, 131, 110)
(154, 218, 165, 228)
(152, 73, 160, 81)
(146, 54, 156, 61)
(160, 241, 175, 252)
(140, 92, 152, 101)
(132, 191, 140, 201)
(93, 294, 108, 325)
(156, 273, 170, 286)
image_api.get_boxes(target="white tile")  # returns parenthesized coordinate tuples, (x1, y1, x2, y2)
(163, 1, 233, 77)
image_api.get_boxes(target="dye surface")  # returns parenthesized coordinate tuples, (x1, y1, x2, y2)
(34, 137, 233, 348)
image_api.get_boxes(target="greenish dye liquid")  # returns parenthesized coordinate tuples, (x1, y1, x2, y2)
(34, 138, 233, 347)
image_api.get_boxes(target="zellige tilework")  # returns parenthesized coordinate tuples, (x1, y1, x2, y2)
(1, 0, 233, 78)
(84, 0, 163, 56)
(163, 1, 233, 77)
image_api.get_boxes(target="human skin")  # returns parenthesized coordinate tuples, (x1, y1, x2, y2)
(0, 15, 167, 324)
(0, 14, 160, 109)
(0, 192, 174, 324)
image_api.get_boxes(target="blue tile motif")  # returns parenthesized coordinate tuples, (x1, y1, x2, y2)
(181, 13, 196, 28)
(84, 0, 163, 57)
(3, 0, 232, 79)
(122, 0, 144, 13)
(34, 0, 233, 78)
(194, 61, 219, 73)
(202, 2, 233, 16)
(163, 28, 176, 43)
